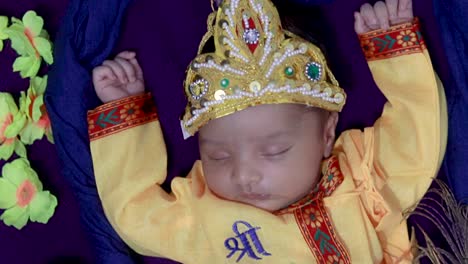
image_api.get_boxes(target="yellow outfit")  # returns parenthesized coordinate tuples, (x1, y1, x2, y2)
(88, 20, 447, 263)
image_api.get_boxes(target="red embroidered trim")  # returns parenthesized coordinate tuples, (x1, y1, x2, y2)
(359, 18, 426, 61)
(88, 93, 158, 141)
(294, 200, 350, 264)
(275, 156, 351, 263)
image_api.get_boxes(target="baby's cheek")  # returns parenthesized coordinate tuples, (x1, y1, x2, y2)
(264, 162, 293, 185)
(204, 166, 233, 195)
(282, 157, 319, 188)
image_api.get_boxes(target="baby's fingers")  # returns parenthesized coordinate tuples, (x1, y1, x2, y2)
(386, 0, 399, 23)
(398, 0, 413, 22)
(399, 0, 412, 13)
(360, 3, 380, 30)
(354, 12, 371, 34)
(374, 1, 390, 30)
(116, 51, 136, 60)
(103, 60, 127, 83)
(115, 57, 138, 83)
(128, 57, 144, 80)
(93, 65, 116, 85)
(117, 51, 144, 80)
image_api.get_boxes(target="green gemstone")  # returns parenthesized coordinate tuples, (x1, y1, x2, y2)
(220, 78, 230, 88)
(306, 63, 321, 81)
(284, 66, 294, 76)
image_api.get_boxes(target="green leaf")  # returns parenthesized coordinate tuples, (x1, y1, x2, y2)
(0, 16, 9, 49)
(14, 139, 27, 158)
(25, 166, 42, 192)
(34, 37, 53, 64)
(0, 16, 8, 33)
(0, 206, 29, 230)
(45, 127, 54, 144)
(3, 158, 42, 193)
(29, 191, 57, 223)
(22, 11, 43, 37)
(0, 178, 17, 209)
(0, 141, 15, 161)
(31, 95, 44, 122)
(19, 122, 44, 145)
(13, 55, 41, 78)
(0, 93, 18, 116)
(4, 112, 27, 138)
(31, 76, 48, 95)
(39, 29, 49, 39)
(18, 91, 28, 116)
(2, 158, 30, 186)
(13, 56, 33, 74)
(11, 17, 22, 24)
(4, 24, 34, 56)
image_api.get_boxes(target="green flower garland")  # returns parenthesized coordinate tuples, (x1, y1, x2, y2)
(0, 11, 57, 230)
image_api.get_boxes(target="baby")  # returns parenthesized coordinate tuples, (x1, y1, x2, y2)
(88, 0, 446, 262)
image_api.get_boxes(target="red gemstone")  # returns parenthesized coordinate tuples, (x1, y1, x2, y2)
(242, 17, 259, 53)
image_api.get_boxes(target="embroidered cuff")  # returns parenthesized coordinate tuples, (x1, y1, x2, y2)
(87, 93, 158, 141)
(359, 18, 426, 61)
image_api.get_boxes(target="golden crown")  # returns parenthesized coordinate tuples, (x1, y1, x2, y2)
(182, 0, 346, 135)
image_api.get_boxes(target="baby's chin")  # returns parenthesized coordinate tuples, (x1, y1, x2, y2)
(210, 189, 292, 212)
(230, 196, 290, 212)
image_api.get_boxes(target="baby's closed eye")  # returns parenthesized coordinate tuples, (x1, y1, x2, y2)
(207, 152, 231, 161)
(261, 145, 293, 158)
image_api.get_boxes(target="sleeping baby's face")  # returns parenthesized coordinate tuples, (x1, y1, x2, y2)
(199, 104, 338, 211)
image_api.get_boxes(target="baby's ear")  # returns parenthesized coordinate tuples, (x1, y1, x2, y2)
(322, 112, 339, 158)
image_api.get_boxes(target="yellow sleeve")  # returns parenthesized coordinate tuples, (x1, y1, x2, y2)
(344, 19, 447, 211)
(87, 93, 199, 257)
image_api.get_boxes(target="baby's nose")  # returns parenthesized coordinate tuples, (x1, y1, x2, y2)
(231, 162, 262, 188)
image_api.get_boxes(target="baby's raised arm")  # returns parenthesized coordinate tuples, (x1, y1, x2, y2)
(337, 0, 446, 214)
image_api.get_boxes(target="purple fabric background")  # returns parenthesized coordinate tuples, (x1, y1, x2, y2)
(0, 0, 450, 263)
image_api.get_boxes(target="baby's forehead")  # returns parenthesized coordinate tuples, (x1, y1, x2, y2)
(199, 104, 329, 143)
(228, 104, 328, 125)
(229, 103, 316, 119)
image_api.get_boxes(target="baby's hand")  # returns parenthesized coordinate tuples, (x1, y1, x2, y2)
(354, 0, 413, 34)
(92, 51, 145, 103)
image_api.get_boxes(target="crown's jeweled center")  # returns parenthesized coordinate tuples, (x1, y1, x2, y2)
(242, 14, 259, 53)
(243, 29, 260, 45)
